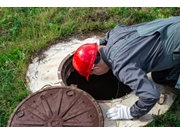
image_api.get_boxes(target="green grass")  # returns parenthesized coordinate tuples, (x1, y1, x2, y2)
(147, 95, 180, 127)
(0, 7, 180, 127)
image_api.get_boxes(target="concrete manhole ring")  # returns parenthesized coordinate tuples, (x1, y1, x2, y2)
(8, 85, 104, 127)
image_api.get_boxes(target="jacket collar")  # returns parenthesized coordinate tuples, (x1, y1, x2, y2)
(101, 48, 112, 69)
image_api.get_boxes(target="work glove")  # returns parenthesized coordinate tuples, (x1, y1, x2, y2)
(106, 104, 133, 120)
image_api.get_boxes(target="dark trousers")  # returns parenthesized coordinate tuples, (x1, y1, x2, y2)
(151, 68, 177, 87)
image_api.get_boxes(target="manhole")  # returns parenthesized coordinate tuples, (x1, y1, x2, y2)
(25, 37, 177, 127)
(57, 53, 132, 101)
(8, 85, 104, 127)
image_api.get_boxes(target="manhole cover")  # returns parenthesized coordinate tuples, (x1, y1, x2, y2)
(8, 85, 104, 127)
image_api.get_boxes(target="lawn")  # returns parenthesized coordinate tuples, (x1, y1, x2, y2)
(0, 7, 180, 127)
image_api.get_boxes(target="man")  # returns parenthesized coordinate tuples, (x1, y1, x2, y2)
(72, 16, 180, 120)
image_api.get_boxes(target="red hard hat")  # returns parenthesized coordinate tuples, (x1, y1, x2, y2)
(72, 43, 98, 81)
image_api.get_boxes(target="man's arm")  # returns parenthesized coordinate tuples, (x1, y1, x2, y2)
(115, 63, 160, 119)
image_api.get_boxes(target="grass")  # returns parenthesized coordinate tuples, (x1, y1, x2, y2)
(147, 89, 180, 127)
(0, 7, 180, 127)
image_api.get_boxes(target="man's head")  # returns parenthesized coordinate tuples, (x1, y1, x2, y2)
(72, 43, 109, 80)
(90, 46, 109, 76)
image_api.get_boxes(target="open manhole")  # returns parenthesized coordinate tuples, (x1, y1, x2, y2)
(58, 53, 132, 101)
(25, 37, 177, 126)
(8, 85, 104, 127)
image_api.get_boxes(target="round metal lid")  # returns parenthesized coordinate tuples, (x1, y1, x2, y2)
(8, 85, 104, 127)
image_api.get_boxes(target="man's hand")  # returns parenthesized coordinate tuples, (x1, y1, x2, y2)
(106, 104, 133, 120)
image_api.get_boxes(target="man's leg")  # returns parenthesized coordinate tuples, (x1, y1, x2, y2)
(151, 68, 177, 87)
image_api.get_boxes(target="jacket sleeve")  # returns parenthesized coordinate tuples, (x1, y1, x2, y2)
(99, 31, 111, 45)
(114, 63, 160, 119)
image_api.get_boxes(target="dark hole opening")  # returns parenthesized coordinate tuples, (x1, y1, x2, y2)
(66, 70, 132, 100)
(59, 55, 132, 100)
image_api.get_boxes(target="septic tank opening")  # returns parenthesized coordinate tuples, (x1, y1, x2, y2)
(58, 53, 132, 101)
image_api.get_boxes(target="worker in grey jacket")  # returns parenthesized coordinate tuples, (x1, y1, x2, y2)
(72, 16, 180, 120)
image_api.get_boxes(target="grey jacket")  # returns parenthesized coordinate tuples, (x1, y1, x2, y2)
(100, 16, 180, 119)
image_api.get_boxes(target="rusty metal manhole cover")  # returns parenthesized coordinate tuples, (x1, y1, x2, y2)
(8, 85, 104, 127)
